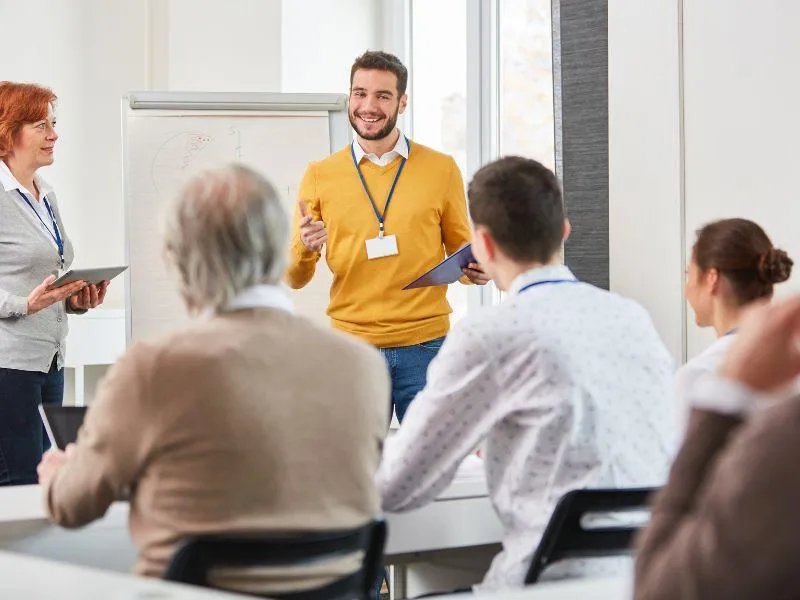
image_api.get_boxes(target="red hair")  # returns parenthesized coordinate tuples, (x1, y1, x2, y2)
(0, 82, 57, 159)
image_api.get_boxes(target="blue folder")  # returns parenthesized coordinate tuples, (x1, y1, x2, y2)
(403, 243, 476, 289)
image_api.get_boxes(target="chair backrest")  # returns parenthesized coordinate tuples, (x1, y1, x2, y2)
(524, 487, 656, 584)
(164, 519, 387, 600)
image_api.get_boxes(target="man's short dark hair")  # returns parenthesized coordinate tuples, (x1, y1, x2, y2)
(468, 156, 565, 263)
(350, 51, 408, 96)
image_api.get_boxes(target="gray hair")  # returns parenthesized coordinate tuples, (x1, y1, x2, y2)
(163, 163, 288, 313)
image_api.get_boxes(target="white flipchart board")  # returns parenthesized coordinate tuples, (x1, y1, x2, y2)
(122, 92, 350, 344)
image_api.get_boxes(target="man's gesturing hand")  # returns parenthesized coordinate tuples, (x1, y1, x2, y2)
(298, 200, 327, 252)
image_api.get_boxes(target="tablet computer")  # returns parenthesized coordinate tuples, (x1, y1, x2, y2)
(46, 266, 128, 291)
(403, 243, 476, 289)
(38, 405, 87, 450)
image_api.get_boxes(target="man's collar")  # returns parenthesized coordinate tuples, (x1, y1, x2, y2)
(352, 130, 409, 164)
(507, 264, 577, 296)
(222, 284, 294, 314)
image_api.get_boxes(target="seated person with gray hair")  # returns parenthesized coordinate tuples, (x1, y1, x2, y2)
(36, 164, 389, 594)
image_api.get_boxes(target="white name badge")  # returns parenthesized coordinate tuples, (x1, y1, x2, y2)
(365, 234, 399, 260)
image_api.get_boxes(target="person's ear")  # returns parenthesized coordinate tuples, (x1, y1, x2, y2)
(474, 226, 496, 262)
(707, 268, 721, 295)
(399, 94, 408, 115)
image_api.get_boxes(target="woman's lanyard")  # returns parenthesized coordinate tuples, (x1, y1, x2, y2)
(723, 328, 739, 337)
(517, 278, 578, 294)
(17, 189, 65, 268)
(350, 137, 410, 238)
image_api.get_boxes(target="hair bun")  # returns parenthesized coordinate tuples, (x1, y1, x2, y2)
(757, 248, 794, 284)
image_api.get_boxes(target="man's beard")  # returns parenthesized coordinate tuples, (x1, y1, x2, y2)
(349, 106, 400, 141)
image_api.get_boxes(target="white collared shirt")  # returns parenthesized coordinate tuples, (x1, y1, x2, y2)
(376, 264, 676, 590)
(201, 284, 294, 320)
(675, 334, 737, 432)
(225, 284, 294, 313)
(351, 130, 409, 167)
(0, 160, 58, 246)
(677, 333, 800, 429)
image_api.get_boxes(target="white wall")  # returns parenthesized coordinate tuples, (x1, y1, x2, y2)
(609, 0, 800, 364)
(281, 0, 379, 93)
(682, 0, 800, 358)
(608, 0, 684, 361)
(158, 0, 282, 91)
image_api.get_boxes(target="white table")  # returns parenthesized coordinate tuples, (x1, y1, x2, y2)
(386, 456, 501, 558)
(0, 482, 631, 599)
(442, 578, 631, 600)
(0, 462, 501, 593)
(0, 549, 247, 599)
(0, 545, 630, 600)
(64, 308, 126, 406)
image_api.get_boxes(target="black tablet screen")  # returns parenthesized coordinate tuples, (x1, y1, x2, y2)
(40, 406, 87, 449)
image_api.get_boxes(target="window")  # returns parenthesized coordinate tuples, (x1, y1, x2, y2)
(410, 0, 470, 323)
(405, 0, 556, 316)
(499, 0, 555, 168)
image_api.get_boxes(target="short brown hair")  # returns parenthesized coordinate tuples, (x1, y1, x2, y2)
(693, 218, 793, 305)
(468, 156, 564, 263)
(350, 51, 408, 96)
(0, 82, 57, 159)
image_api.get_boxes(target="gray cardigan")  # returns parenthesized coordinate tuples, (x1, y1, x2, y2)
(0, 168, 75, 372)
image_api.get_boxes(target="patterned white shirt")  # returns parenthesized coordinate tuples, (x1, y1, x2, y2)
(376, 264, 676, 590)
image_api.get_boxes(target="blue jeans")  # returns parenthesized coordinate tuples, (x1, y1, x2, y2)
(0, 355, 64, 486)
(379, 336, 445, 423)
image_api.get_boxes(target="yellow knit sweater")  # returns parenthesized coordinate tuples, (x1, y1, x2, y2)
(286, 141, 471, 347)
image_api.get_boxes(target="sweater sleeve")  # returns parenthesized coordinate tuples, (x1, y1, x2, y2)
(285, 163, 322, 289)
(440, 157, 472, 256)
(0, 287, 28, 318)
(43, 343, 159, 527)
(377, 323, 503, 512)
(635, 376, 800, 600)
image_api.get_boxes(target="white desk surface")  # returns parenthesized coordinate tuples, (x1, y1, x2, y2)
(448, 578, 630, 600)
(0, 459, 500, 570)
(0, 476, 629, 599)
(0, 549, 247, 599)
(386, 457, 501, 556)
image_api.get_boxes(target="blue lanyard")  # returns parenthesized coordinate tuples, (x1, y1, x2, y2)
(518, 278, 578, 294)
(350, 137, 410, 237)
(723, 328, 738, 337)
(17, 189, 64, 265)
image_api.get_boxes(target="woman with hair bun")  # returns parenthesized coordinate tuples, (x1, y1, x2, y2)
(677, 218, 793, 428)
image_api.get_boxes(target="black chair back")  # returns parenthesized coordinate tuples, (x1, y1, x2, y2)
(164, 519, 387, 600)
(525, 487, 655, 584)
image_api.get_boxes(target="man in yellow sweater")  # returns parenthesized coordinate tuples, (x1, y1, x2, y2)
(287, 50, 488, 423)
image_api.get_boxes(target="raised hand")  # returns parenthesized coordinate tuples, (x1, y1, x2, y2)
(298, 200, 327, 252)
(720, 295, 800, 392)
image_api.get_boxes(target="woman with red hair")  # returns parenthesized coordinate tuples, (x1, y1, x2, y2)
(0, 82, 107, 485)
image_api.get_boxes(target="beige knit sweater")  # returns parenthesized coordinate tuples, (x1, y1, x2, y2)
(44, 308, 389, 594)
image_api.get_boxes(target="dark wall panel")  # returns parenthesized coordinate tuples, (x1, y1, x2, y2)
(552, 0, 609, 289)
